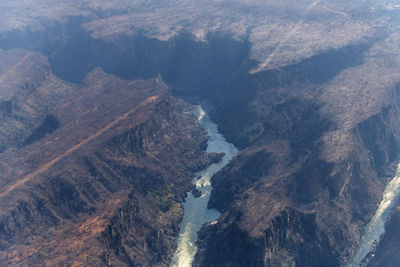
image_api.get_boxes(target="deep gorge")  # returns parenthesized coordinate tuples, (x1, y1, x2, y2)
(0, 15, 399, 267)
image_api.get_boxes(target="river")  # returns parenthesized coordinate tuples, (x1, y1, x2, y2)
(344, 163, 400, 267)
(170, 105, 238, 267)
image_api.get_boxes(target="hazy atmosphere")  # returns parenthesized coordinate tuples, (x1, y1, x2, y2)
(1, 0, 400, 266)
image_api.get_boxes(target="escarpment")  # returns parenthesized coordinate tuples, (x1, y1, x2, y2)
(0, 49, 71, 153)
(194, 34, 400, 266)
(0, 55, 212, 266)
(1, 2, 400, 266)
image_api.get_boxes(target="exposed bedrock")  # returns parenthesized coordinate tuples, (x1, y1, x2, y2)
(1, 16, 400, 267)
(194, 39, 400, 266)
(0, 64, 215, 266)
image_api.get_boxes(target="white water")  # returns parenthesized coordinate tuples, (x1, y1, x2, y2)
(344, 163, 400, 267)
(170, 105, 238, 267)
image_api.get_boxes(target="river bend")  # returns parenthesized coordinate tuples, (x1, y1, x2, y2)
(170, 105, 238, 267)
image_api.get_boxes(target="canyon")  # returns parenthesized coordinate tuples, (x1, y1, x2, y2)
(1, 0, 400, 266)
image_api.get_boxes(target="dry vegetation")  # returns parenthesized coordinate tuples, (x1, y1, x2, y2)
(0, 0, 386, 71)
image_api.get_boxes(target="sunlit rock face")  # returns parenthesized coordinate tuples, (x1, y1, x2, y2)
(1, 1, 400, 266)
(0, 50, 215, 266)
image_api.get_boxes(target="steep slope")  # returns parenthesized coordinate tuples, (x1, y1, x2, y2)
(1, 1, 400, 266)
(0, 49, 73, 153)
(0, 54, 213, 266)
(0, 0, 377, 72)
(194, 32, 400, 266)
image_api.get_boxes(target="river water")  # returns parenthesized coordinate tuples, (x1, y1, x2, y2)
(344, 163, 400, 267)
(170, 105, 238, 267)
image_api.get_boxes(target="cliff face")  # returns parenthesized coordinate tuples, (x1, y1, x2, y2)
(1, 2, 400, 266)
(194, 33, 400, 266)
(0, 19, 252, 106)
(0, 52, 212, 266)
(0, 49, 72, 153)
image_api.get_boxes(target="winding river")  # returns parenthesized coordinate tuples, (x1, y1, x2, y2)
(171, 106, 400, 267)
(170, 105, 238, 267)
(344, 163, 400, 267)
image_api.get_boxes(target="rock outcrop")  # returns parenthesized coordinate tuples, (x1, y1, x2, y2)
(0, 53, 212, 266)
(195, 34, 400, 266)
(1, 2, 400, 266)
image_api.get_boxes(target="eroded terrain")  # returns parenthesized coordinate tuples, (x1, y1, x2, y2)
(1, 1, 400, 266)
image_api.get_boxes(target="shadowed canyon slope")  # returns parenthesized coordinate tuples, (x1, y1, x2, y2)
(0, 49, 217, 266)
(1, 1, 400, 266)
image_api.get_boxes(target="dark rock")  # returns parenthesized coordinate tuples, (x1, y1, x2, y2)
(192, 187, 202, 198)
(20, 115, 60, 148)
(0, 67, 210, 266)
(0, 100, 13, 119)
(208, 152, 225, 164)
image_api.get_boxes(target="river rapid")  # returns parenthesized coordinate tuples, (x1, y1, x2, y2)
(344, 163, 400, 267)
(170, 105, 238, 267)
(171, 106, 400, 267)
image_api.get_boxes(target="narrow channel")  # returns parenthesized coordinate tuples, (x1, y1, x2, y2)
(344, 163, 400, 267)
(170, 105, 238, 267)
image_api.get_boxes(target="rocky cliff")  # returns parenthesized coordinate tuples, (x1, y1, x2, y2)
(195, 33, 400, 266)
(1, 1, 400, 266)
(0, 51, 214, 266)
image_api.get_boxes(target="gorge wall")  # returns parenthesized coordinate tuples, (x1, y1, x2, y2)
(194, 35, 400, 266)
(1, 7, 400, 266)
(0, 48, 217, 266)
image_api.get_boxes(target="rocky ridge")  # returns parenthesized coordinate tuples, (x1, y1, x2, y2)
(1, 1, 400, 266)
(194, 31, 400, 266)
(0, 50, 213, 266)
